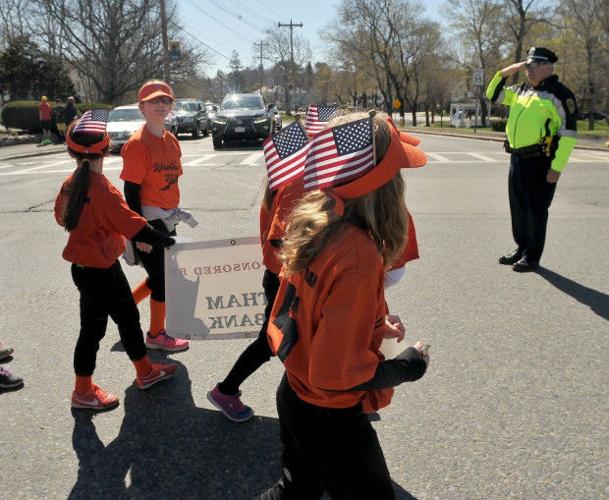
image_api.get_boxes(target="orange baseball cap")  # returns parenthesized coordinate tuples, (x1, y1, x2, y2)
(66, 121, 110, 155)
(333, 120, 427, 200)
(137, 81, 175, 102)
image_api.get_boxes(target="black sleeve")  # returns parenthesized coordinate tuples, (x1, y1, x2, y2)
(348, 347, 427, 391)
(124, 181, 142, 216)
(132, 224, 175, 247)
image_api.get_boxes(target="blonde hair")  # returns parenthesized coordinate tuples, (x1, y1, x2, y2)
(281, 112, 407, 274)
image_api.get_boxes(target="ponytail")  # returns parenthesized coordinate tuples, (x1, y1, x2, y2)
(63, 160, 91, 231)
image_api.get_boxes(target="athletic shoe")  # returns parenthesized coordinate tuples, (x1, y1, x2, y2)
(145, 331, 189, 352)
(135, 362, 177, 390)
(71, 384, 119, 410)
(0, 342, 14, 360)
(0, 366, 24, 389)
(207, 384, 254, 423)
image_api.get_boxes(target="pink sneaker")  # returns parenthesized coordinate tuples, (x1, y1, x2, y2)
(207, 384, 254, 422)
(145, 331, 189, 352)
(71, 384, 119, 411)
(135, 362, 177, 390)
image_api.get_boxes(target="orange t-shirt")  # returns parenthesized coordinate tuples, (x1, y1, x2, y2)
(389, 210, 419, 270)
(55, 171, 146, 268)
(120, 125, 182, 209)
(260, 180, 305, 274)
(267, 223, 394, 413)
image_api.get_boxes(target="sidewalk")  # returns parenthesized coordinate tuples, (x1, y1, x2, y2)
(402, 126, 609, 151)
(0, 141, 66, 161)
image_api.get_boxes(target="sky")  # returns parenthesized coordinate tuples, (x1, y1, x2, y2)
(177, 0, 444, 76)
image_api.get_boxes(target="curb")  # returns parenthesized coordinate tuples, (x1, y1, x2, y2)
(0, 147, 66, 161)
(402, 129, 609, 152)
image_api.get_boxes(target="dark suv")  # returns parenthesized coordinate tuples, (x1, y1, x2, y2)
(211, 94, 273, 148)
(165, 99, 209, 138)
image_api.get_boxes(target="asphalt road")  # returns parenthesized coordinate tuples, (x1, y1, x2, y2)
(1, 134, 608, 499)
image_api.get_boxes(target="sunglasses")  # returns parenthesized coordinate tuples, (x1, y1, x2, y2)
(147, 96, 173, 105)
(525, 61, 550, 69)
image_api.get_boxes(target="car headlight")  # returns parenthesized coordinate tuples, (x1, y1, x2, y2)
(213, 118, 227, 124)
(254, 117, 268, 124)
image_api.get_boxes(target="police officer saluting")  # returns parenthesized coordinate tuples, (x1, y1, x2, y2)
(487, 47, 577, 272)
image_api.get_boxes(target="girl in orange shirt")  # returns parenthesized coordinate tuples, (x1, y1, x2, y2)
(261, 113, 430, 498)
(55, 117, 178, 411)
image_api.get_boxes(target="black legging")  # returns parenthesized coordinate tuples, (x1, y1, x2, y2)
(135, 219, 175, 302)
(71, 261, 147, 376)
(218, 269, 279, 395)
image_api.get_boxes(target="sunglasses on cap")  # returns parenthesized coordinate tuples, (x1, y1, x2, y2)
(146, 96, 173, 105)
(525, 60, 550, 69)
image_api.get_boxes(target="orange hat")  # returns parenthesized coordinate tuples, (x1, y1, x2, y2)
(137, 81, 174, 102)
(66, 120, 110, 155)
(386, 116, 421, 147)
(332, 120, 427, 200)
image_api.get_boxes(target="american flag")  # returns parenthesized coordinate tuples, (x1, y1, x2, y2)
(73, 109, 109, 134)
(304, 105, 337, 135)
(263, 121, 310, 190)
(303, 117, 375, 190)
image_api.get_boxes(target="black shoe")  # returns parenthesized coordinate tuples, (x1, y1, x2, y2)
(0, 365, 24, 389)
(498, 250, 522, 265)
(512, 258, 539, 273)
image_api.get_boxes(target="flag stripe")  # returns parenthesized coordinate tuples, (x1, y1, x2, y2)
(304, 148, 374, 181)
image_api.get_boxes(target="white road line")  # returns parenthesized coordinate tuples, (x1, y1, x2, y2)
(468, 152, 497, 162)
(240, 152, 263, 165)
(426, 153, 451, 162)
(185, 154, 216, 166)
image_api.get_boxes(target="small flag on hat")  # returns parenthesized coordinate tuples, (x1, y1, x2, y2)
(303, 117, 375, 190)
(304, 105, 337, 136)
(73, 109, 109, 134)
(263, 121, 310, 190)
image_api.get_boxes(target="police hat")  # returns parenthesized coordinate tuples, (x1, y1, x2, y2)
(526, 47, 558, 64)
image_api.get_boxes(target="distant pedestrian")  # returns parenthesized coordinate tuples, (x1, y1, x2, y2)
(0, 341, 24, 390)
(487, 47, 577, 272)
(53, 98, 67, 141)
(55, 113, 178, 411)
(65, 96, 78, 125)
(39, 96, 52, 145)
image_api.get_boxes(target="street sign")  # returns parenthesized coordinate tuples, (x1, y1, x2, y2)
(472, 69, 484, 86)
(393, 98, 401, 110)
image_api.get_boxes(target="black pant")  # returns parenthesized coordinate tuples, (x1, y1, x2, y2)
(135, 219, 174, 302)
(71, 261, 147, 376)
(218, 269, 279, 395)
(259, 375, 395, 500)
(508, 153, 557, 263)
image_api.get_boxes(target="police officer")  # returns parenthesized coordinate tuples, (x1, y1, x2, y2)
(486, 47, 577, 272)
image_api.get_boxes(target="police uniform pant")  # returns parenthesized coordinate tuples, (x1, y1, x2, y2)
(135, 218, 174, 302)
(508, 153, 557, 263)
(218, 269, 279, 395)
(258, 375, 395, 500)
(71, 261, 147, 376)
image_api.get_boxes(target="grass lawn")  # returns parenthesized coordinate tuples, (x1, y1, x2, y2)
(577, 120, 609, 137)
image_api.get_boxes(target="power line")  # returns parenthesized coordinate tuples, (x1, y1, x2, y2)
(233, 0, 274, 26)
(254, 0, 282, 18)
(206, 0, 267, 34)
(171, 22, 231, 61)
(184, 0, 252, 40)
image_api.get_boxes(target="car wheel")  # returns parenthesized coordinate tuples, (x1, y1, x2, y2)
(192, 123, 200, 139)
(212, 135, 222, 149)
(203, 122, 209, 137)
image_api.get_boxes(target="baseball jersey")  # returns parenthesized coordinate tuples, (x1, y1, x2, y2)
(267, 222, 394, 412)
(120, 125, 183, 208)
(55, 171, 146, 268)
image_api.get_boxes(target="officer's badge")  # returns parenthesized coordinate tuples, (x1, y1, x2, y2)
(566, 98, 576, 115)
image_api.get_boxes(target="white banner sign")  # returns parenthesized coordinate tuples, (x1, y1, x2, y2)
(164, 237, 266, 340)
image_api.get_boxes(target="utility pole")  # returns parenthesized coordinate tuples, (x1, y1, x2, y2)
(254, 41, 267, 96)
(278, 19, 302, 114)
(159, 0, 171, 83)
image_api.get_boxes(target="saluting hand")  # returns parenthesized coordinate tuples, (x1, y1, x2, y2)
(546, 170, 561, 184)
(500, 61, 526, 78)
(135, 241, 153, 253)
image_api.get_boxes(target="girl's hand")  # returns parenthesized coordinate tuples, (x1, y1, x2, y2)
(384, 314, 405, 343)
(135, 241, 153, 253)
(412, 340, 431, 365)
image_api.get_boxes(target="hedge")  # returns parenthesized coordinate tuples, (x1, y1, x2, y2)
(1, 100, 112, 133)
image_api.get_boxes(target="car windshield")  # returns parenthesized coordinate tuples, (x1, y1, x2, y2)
(221, 96, 263, 110)
(108, 108, 144, 122)
(177, 102, 199, 112)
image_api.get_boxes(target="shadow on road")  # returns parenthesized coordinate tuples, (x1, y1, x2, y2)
(69, 359, 419, 498)
(538, 267, 609, 321)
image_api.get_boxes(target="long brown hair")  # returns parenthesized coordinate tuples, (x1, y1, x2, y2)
(63, 131, 107, 231)
(281, 113, 408, 274)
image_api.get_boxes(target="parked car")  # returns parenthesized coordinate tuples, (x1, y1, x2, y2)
(107, 104, 145, 152)
(211, 94, 273, 148)
(165, 99, 209, 138)
(271, 105, 282, 130)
